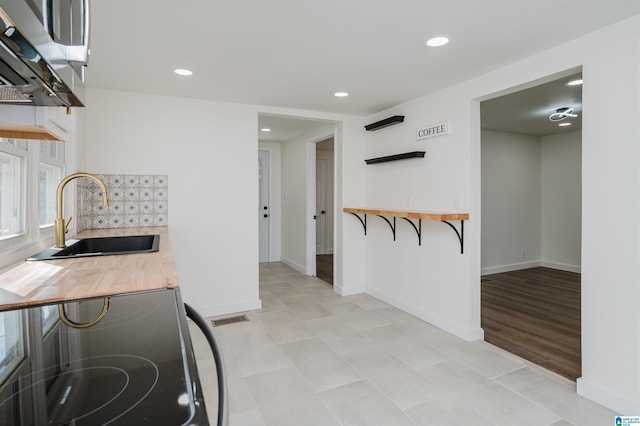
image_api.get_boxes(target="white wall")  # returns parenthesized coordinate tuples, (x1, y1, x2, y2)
(83, 91, 367, 314)
(359, 16, 639, 413)
(363, 88, 478, 342)
(541, 131, 582, 271)
(253, 109, 367, 297)
(258, 142, 282, 262)
(280, 136, 308, 272)
(279, 127, 336, 273)
(317, 142, 335, 253)
(481, 131, 542, 273)
(480, 130, 581, 274)
(83, 89, 261, 317)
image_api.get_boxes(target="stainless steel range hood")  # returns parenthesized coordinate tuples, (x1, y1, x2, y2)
(0, 0, 88, 108)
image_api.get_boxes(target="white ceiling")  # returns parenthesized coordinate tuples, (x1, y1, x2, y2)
(258, 114, 336, 143)
(86, 0, 639, 118)
(481, 72, 583, 136)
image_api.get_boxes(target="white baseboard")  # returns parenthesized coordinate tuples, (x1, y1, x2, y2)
(196, 299, 262, 319)
(367, 287, 484, 342)
(481, 260, 581, 275)
(280, 256, 306, 274)
(481, 261, 541, 276)
(334, 282, 366, 296)
(541, 261, 581, 273)
(577, 377, 640, 414)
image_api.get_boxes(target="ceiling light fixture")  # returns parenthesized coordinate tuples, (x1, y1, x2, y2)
(174, 68, 193, 76)
(426, 36, 449, 47)
(567, 79, 583, 86)
(558, 122, 572, 127)
(549, 107, 578, 122)
(334, 92, 349, 97)
(260, 128, 271, 132)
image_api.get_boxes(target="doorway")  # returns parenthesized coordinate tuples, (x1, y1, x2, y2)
(258, 149, 270, 263)
(480, 71, 583, 380)
(257, 113, 338, 277)
(315, 137, 334, 285)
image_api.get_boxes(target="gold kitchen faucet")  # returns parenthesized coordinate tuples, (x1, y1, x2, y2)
(54, 172, 109, 248)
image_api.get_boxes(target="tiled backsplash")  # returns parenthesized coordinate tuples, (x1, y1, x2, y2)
(77, 174, 168, 232)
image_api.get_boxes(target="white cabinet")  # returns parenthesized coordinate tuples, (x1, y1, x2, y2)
(0, 105, 73, 141)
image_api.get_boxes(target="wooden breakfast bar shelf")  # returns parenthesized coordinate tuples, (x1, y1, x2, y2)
(343, 207, 469, 253)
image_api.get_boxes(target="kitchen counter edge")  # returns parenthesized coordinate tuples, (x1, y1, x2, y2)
(0, 227, 179, 311)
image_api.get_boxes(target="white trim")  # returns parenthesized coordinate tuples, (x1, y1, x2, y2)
(577, 377, 640, 414)
(334, 282, 365, 296)
(195, 299, 262, 319)
(305, 129, 337, 276)
(257, 142, 282, 263)
(0, 138, 69, 268)
(481, 261, 542, 275)
(367, 287, 485, 342)
(305, 141, 316, 275)
(540, 260, 581, 273)
(481, 260, 581, 275)
(258, 149, 270, 263)
(280, 256, 306, 274)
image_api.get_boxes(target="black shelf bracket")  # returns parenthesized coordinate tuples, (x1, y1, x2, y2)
(400, 218, 422, 245)
(441, 220, 465, 254)
(349, 212, 367, 235)
(346, 211, 465, 253)
(376, 216, 396, 241)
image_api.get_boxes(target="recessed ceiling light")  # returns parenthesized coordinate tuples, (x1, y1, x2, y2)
(426, 36, 449, 47)
(567, 79, 583, 86)
(260, 128, 271, 132)
(558, 122, 572, 127)
(174, 68, 193, 76)
(334, 92, 349, 97)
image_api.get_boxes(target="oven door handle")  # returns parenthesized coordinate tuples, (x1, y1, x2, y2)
(184, 303, 228, 426)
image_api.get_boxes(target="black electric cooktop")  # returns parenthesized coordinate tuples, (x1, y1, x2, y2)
(0, 289, 209, 425)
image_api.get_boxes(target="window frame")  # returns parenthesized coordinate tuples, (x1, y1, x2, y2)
(0, 138, 67, 266)
(38, 141, 65, 229)
(0, 144, 29, 243)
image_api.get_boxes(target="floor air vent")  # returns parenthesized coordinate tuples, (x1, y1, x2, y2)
(211, 315, 249, 327)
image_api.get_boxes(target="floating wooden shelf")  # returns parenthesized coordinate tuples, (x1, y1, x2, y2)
(364, 115, 404, 131)
(344, 207, 469, 253)
(365, 151, 425, 165)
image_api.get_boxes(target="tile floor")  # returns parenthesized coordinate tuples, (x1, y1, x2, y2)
(189, 262, 617, 426)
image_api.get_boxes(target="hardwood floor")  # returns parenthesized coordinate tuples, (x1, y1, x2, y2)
(481, 267, 581, 381)
(316, 254, 333, 285)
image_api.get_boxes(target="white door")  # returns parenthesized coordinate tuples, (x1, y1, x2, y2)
(315, 158, 327, 255)
(258, 150, 270, 263)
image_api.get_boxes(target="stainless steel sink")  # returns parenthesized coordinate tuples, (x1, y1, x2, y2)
(27, 234, 160, 261)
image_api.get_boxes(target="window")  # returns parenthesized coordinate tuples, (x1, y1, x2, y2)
(0, 141, 27, 240)
(0, 310, 26, 383)
(41, 304, 58, 335)
(0, 138, 66, 262)
(39, 141, 64, 227)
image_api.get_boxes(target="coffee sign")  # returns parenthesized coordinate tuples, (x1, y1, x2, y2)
(416, 121, 448, 140)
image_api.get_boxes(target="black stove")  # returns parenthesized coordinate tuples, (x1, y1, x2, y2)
(0, 289, 211, 425)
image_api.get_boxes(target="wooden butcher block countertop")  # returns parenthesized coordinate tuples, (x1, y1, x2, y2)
(343, 207, 469, 221)
(0, 227, 179, 311)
